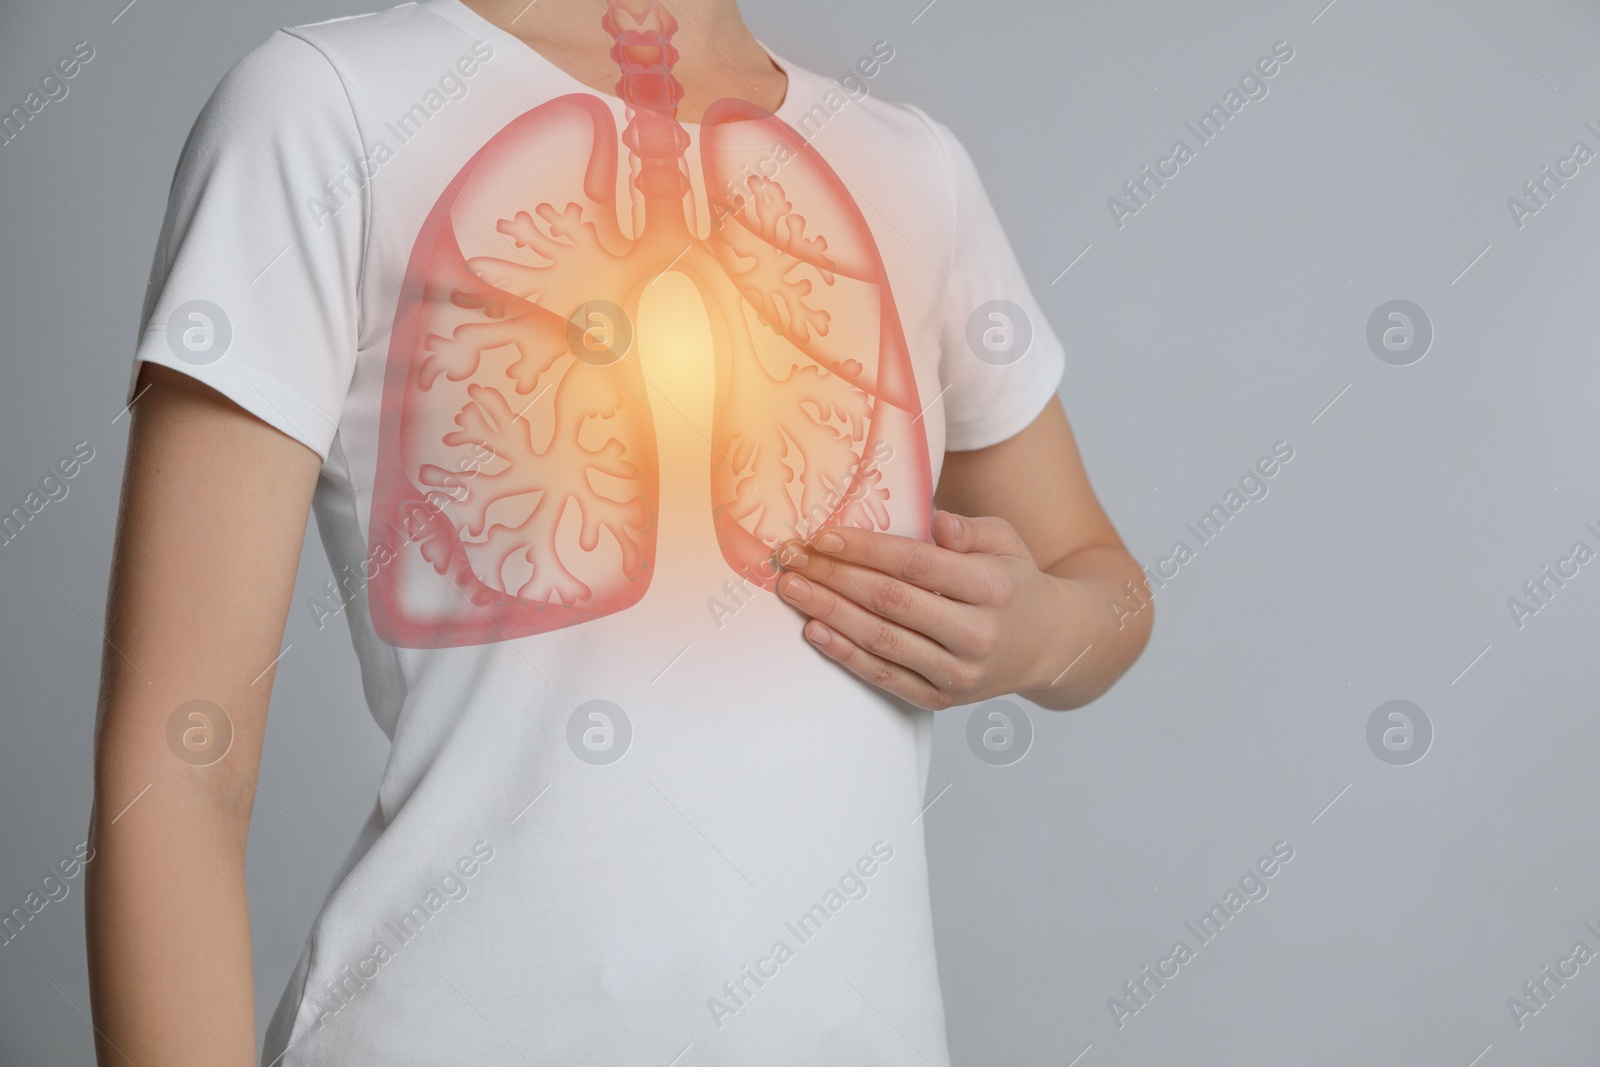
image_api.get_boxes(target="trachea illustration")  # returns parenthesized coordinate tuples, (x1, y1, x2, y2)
(368, 0, 932, 647)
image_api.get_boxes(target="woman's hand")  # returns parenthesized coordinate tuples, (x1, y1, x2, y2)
(776, 509, 1097, 710)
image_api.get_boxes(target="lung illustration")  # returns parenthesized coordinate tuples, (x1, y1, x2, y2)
(367, 1, 931, 648)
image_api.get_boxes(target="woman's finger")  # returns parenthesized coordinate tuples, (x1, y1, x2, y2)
(777, 570, 964, 689)
(799, 619, 954, 710)
(780, 544, 982, 653)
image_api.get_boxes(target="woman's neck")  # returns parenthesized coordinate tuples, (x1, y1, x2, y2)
(457, 0, 788, 121)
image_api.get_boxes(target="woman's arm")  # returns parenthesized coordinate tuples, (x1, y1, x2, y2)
(932, 397, 1152, 708)
(86, 363, 323, 1066)
(776, 397, 1152, 711)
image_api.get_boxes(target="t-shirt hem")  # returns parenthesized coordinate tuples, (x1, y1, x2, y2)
(129, 333, 339, 462)
(941, 342, 1065, 452)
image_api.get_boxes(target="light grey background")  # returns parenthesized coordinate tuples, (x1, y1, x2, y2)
(4, 0, 1599, 1063)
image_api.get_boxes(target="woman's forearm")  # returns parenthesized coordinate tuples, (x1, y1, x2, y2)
(87, 767, 257, 1067)
(1019, 542, 1154, 711)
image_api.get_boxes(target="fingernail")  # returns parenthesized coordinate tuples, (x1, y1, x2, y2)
(775, 541, 809, 568)
(806, 622, 831, 645)
(781, 574, 813, 602)
(814, 530, 845, 553)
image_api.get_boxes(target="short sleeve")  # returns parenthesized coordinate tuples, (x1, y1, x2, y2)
(130, 30, 366, 462)
(913, 110, 1066, 452)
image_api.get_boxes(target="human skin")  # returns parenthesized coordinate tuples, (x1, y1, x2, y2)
(85, 1, 1149, 1062)
(87, 364, 320, 1067)
(778, 396, 1153, 712)
(463, 0, 789, 123)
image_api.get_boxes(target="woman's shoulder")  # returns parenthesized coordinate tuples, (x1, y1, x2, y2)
(214, 1, 478, 110)
(778, 56, 955, 176)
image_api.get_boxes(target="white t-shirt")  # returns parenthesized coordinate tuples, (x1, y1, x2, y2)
(131, 3, 1064, 1064)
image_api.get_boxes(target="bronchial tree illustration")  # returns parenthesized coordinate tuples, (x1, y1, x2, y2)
(366, 0, 933, 648)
